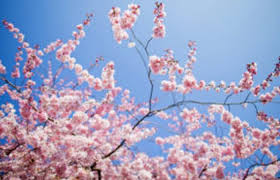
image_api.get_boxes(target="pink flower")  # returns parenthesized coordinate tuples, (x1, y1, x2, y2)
(149, 55, 165, 74)
(252, 128, 261, 139)
(152, 2, 166, 38)
(183, 74, 196, 89)
(7, 23, 14, 31)
(11, 67, 20, 78)
(18, 33, 24, 43)
(76, 24, 83, 30)
(222, 111, 233, 124)
(231, 117, 242, 130)
(155, 137, 164, 145)
(260, 93, 273, 104)
(247, 62, 257, 75)
(220, 80, 226, 88)
(251, 85, 261, 96)
(139, 108, 149, 115)
(38, 111, 47, 123)
(161, 80, 176, 91)
(108, 4, 140, 43)
(177, 67, 184, 74)
(93, 78, 103, 91)
(91, 114, 110, 130)
(180, 108, 201, 123)
(0, 60, 6, 74)
(216, 166, 225, 179)
(75, 64, 83, 75)
(129, 4, 140, 16)
(209, 80, 216, 89)
(261, 80, 269, 89)
(37, 50, 44, 56)
(156, 111, 169, 119)
(197, 80, 206, 90)
(120, 10, 137, 29)
(72, 111, 88, 124)
(152, 21, 166, 38)
(138, 170, 152, 180)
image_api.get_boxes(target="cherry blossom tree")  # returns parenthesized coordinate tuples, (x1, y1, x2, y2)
(0, 2, 280, 179)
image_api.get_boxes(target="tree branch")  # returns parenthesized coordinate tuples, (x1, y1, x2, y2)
(0, 77, 54, 122)
(90, 162, 102, 180)
(198, 165, 207, 178)
(102, 139, 126, 159)
(102, 112, 153, 159)
(1, 76, 21, 93)
(3, 142, 23, 157)
(242, 158, 280, 180)
(154, 99, 263, 113)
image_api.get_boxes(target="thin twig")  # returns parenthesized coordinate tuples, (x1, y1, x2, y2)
(134, 45, 149, 74)
(145, 37, 153, 51)
(154, 99, 262, 113)
(1, 76, 21, 93)
(224, 93, 233, 111)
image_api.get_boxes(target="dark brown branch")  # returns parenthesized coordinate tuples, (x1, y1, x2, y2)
(0, 77, 54, 122)
(4, 142, 23, 156)
(242, 158, 280, 180)
(1, 76, 21, 93)
(198, 165, 207, 178)
(102, 139, 126, 159)
(90, 163, 102, 180)
(102, 112, 153, 159)
(132, 112, 153, 130)
(93, 168, 101, 180)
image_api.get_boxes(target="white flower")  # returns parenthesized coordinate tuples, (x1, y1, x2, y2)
(128, 42, 136, 48)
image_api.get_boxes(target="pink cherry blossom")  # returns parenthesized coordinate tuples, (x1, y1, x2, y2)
(108, 4, 140, 43)
(0, 60, 6, 74)
(183, 73, 197, 90)
(0, 4, 279, 180)
(149, 55, 165, 74)
(152, 2, 166, 38)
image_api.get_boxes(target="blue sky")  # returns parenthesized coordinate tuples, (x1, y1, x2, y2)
(0, 0, 280, 175)
(1, 0, 279, 96)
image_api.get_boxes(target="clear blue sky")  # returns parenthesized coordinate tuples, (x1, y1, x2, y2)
(0, 0, 280, 174)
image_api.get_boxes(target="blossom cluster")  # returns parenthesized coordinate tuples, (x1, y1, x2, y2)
(108, 4, 140, 43)
(152, 2, 166, 38)
(239, 62, 257, 90)
(259, 86, 280, 104)
(2, 20, 44, 79)
(43, 39, 63, 54)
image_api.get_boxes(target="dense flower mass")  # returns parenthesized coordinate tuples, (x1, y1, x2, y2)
(0, 1, 279, 179)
